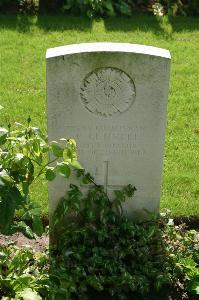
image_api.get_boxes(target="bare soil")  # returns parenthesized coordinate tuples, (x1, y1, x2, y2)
(0, 232, 49, 252)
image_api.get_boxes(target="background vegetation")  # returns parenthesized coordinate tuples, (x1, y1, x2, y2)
(0, 15, 199, 217)
(0, 0, 198, 17)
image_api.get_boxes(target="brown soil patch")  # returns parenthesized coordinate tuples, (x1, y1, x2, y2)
(0, 232, 49, 252)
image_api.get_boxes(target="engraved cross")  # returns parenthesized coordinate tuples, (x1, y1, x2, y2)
(80, 161, 122, 192)
(103, 160, 122, 193)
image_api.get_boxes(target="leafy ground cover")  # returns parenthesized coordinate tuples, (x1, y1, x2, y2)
(0, 15, 199, 216)
(0, 201, 198, 299)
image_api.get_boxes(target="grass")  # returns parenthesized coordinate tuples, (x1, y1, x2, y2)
(0, 15, 198, 216)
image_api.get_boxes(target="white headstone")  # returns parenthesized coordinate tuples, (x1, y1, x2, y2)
(46, 42, 171, 219)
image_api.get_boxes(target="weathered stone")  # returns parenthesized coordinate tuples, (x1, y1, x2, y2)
(46, 42, 171, 219)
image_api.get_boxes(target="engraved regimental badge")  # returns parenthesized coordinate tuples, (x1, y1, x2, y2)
(80, 67, 136, 117)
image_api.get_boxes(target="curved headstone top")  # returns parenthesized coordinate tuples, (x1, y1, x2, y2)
(46, 42, 171, 59)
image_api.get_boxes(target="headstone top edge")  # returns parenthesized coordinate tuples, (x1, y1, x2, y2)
(46, 42, 171, 60)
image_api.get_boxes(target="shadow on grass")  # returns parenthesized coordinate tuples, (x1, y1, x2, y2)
(104, 15, 163, 33)
(36, 15, 92, 32)
(103, 15, 174, 40)
(104, 15, 199, 39)
(0, 15, 93, 33)
(167, 15, 199, 33)
(0, 14, 198, 34)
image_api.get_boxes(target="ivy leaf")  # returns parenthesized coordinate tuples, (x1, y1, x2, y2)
(56, 162, 71, 178)
(9, 186, 24, 207)
(0, 186, 23, 233)
(0, 190, 16, 233)
(0, 169, 10, 181)
(63, 148, 72, 162)
(63, 148, 77, 162)
(46, 167, 56, 181)
(123, 184, 136, 197)
(32, 139, 41, 157)
(70, 160, 83, 170)
(12, 274, 34, 290)
(13, 221, 35, 239)
(51, 142, 63, 157)
(67, 138, 76, 147)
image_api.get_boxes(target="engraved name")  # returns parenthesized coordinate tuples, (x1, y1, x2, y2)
(64, 125, 146, 157)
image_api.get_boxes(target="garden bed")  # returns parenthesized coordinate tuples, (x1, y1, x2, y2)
(0, 232, 48, 252)
(0, 216, 198, 299)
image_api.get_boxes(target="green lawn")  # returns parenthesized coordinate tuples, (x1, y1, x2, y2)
(0, 15, 198, 216)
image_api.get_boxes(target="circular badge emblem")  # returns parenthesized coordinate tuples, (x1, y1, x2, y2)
(80, 67, 136, 117)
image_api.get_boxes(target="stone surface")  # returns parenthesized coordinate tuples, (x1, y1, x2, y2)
(46, 42, 171, 218)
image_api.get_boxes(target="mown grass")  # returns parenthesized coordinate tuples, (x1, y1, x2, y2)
(0, 15, 198, 216)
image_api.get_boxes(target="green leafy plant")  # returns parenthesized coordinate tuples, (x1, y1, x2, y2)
(0, 0, 39, 14)
(178, 257, 199, 295)
(0, 241, 49, 299)
(1, 0, 198, 16)
(164, 221, 199, 296)
(0, 191, 198, 299)
(52, 169, 136, 228)
(50, 173, 170, 298)
(150, 0, 199, 17)
(49, 173, 199, 299)
(152, 2, 165, 16)
(19, 0, 39, 15)
(0, 118, 81, 237)
(62, 0, 132, 18)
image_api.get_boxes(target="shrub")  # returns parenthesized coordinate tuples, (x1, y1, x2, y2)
(158, 0, 199, 16)
(1, 214, 198, 299)
(38, 0, 63, 14)
(62, 0, 133, 18)
(50, 172, 199, 298)
(19, 0, 38, 15)
(0, 0, 19, 13)
(0, 0, 39, 14)
(62, 0, 199, 17)
(0, 118, 81, 237)
(0, 0, 198, 16)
